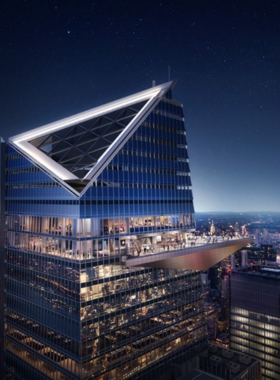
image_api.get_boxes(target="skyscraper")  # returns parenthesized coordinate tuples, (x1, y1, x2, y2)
(3, 81, 208, 379)
(260, 244, 277, 263)
(2, 81, 251, 380)
(0, 138, 6, 377)
(230, 265, 280, 380)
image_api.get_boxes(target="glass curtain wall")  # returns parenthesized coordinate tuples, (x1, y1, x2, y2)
(4, 91, 206, 380)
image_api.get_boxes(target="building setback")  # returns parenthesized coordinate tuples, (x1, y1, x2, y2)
(230, 265, 280, 380)
(3, 81, 209, 379)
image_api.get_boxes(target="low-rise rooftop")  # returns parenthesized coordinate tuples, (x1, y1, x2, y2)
(179, 344, 261, 380)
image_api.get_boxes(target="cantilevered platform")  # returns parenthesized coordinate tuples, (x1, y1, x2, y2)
(122, 237, 253, 271)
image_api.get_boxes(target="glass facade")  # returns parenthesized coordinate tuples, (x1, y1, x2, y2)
(0, 139, 6, 377)
(4, 85, 207, 379)
(230, 266, 280, 380)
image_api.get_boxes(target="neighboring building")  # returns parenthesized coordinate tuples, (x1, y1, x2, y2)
(221, 275, 229, 300)
(187, 344, 261, 380)
(260, 244, 277, 263)
(230, 265, 280, 380)
(154, 344, 262, 380)
(254, 229, 261, 244)
(239, 245, 277, 267)
(240, 249, 248, 266)
(263, 229, 271, 244)
(3, 81, 207, 380)
(219, 275, 230, 333)
(245, 246, 261, 265)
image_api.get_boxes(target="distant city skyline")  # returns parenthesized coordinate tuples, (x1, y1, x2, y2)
(1, 1, 280, 212)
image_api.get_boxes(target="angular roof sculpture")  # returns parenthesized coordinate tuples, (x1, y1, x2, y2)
(9, 81, 175, 196)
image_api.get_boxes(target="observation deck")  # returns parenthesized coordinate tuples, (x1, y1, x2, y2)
(122, 235, 253, 271)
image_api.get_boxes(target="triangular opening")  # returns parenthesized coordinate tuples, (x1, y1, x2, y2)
(10, 81, 175, 196)
(28, 98, 151, 182)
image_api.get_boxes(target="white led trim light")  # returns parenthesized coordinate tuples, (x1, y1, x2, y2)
(11, 83, 172, 143)
(9, 81, 174, 195)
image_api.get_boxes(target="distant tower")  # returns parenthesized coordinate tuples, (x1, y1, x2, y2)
(231, 254, 236, 269)
(255, 228, 261, 244)
(263, 229, 270, 243)
(234, 222, 240, 233)
(231, 265, 280, 379)
(210, 220, 216, 235)
(241, 250, 248, 266)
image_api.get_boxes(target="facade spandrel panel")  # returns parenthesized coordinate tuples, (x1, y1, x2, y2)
(4, 82, 207, 379)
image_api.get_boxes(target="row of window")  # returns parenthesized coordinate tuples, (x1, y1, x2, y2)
(107, 164, 189, 176)
(7, 183, 59, 189)
(154, 100, 183, 114)
(6, 153, 23, 160)
(120, 148, 188, 162)
(7, 182, 191, 190)
(7, 199, 193, 205)
(5, 308, 204, 379)
(88, 326, 205, 379)
(5, 313, 79, 356)
(93, 182, 191, 190)
(80, 279, 201, 312)
(6, 229, 194, 260)
(6, 249, 199, 289)
(231, 339, 280, 373)
(5, 339, 76, 379)
(6, 167, 40, 174)
(132, 134, 184, 148)
(6, 154, 189, 176)
(7, 214, 194, 241)
(231, 328, 280, 350)
(161, 96, 182, 106)
(143, 121, 186, 135)
(231, 307, 280, 326)
(6, 151, 189, 176)
(153, 108, 184, 121)
(7, 181, 191, 191)
(231, 314, 280, 332)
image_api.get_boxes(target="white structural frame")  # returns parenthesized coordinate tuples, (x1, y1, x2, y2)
(9, 81, 174, 197)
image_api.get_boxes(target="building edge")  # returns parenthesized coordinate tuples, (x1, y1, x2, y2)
(0, 137, 6, 377)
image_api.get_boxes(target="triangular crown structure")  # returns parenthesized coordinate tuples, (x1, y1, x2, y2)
(9, 81, 174, 197)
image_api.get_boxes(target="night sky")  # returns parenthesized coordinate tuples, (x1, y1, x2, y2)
(1, 0, 280, 212)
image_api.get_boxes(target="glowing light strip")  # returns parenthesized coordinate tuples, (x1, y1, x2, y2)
(9, 81, 174, 194)
(10, 82, 172, 143)
(14, 141, 78, 180)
